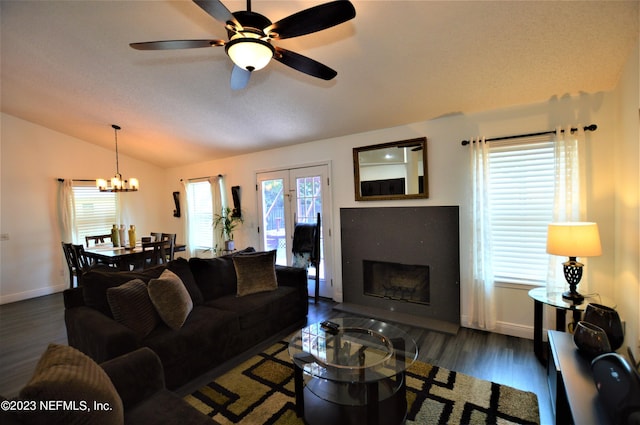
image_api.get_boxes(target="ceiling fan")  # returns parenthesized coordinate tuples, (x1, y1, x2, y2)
(130, 0, 356, 90)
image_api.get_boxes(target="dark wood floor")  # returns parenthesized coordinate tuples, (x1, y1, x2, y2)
(0, 294, 553, 424)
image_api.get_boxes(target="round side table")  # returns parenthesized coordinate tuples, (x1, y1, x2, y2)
(528, 287, 615, 364)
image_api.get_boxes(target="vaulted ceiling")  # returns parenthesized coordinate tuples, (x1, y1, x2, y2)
(2, 1, 638, 168)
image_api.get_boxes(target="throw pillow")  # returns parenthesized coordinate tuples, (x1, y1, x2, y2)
(233, 250, 278, 297)
(106, 279, 158, 338)
(19, 343, 124, 425)
(167, 258, 204, 305)
(147, 269, 193, 330)
(81, 267, 165, 318)
(188, 247, 256, 300)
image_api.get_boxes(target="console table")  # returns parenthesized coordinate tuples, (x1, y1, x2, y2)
(547, 330, 611, 425)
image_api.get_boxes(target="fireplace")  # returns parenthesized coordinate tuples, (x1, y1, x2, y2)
(363, 260, 430, 305)
(339, 206, 460, 333)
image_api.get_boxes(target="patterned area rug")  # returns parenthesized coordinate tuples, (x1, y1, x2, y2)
(184, 340, 539, 424)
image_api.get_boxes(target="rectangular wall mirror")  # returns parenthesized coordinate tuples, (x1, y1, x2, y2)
(353, 137, 428, 201)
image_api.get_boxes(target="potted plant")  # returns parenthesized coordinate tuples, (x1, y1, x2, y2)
(213, 207, 243, 251)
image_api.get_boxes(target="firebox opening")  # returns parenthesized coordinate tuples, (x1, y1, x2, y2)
(363, 260, 430, 305)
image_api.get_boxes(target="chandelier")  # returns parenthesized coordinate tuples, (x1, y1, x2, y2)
(96, 124, 139, 192)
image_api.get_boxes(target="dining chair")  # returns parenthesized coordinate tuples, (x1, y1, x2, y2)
(161, 233, 177, 261)
(142, 240, 171, 268)
(150, 232, 162, 242)
(62, 243, 95, 288)
(73, 244, 94, 270)
(85, 234, 112, 247)
(62, 243, 80, 288)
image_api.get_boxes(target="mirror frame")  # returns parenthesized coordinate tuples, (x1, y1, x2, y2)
(353, 137, 428, 201)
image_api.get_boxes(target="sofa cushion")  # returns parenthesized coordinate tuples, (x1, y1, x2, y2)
(142, 306, 240, 389)
(206, 286, 299, 330)
(82, 267, 166, 318)
(188, 247, 256, 300)
(167, 258, 203, 305)
(148, 269, 193, 330)
(19, 343, 124, 425)
(106, 278, 159, 338)
(233, 250, 278, 297)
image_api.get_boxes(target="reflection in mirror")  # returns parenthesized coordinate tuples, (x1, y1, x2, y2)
(353, 137, 428, 201)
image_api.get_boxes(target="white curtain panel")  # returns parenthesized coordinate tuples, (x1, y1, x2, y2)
(546, 126, 587, 295)
(182, 179, 196, 258)
(468, 137, 497, 330)
(210, 175, 225, 254)
(183, 176, 225, 258)
(57, 179, 74, 243)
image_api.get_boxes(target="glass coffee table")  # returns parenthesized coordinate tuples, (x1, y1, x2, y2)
(288, 317, 418, 425)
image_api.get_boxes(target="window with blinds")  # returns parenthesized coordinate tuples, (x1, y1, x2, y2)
(71, 183, 118, 244)
(488, 136, 555, 285)
(186, 181, 213, 251)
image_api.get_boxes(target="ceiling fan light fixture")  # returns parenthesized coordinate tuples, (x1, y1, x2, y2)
(225, 34, 274, 71)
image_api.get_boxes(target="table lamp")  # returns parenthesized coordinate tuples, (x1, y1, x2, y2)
(546, 222, 602, 303)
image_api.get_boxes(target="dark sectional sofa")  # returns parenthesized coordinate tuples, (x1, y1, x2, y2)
(63, 249, 309, 390)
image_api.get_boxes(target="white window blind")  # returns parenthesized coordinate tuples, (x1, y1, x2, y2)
(186, 181, 213, 250)
(71, 183, 118, 244)
(488, 136, 555, 285)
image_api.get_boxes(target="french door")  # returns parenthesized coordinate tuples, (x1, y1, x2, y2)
(257, 164, 332, 299)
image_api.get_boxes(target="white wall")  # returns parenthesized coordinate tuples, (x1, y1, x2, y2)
(165, 90, 623, 340)
(0, 114, 168, 303)
(613, 37, 640, 359)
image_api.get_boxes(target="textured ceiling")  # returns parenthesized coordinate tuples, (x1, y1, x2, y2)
(1, 0, 638, 168)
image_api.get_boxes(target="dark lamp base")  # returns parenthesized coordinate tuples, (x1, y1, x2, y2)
(562, 290, 585, 304)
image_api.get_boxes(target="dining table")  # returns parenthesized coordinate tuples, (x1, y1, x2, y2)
(84, 243, 186, 271)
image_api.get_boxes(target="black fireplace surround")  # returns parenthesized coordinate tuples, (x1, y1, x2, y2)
(340, 206, 460, 327)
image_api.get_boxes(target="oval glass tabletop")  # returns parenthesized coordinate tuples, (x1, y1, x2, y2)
(288, 317, 418, 383)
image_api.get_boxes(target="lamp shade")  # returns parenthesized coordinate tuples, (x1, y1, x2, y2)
(546, 222, 602, 257)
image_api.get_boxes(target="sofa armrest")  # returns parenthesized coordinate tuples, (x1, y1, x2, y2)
(63, 287, 84, 309)
(101, 347, 165, 409)
(276, 265, 307, 288)
(276, 265, 309, 313)
(65, 306, 138, 363)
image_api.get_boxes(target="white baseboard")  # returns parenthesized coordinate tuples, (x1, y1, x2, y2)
(0, 284, 66, 305)
(460, 314, 538, 340)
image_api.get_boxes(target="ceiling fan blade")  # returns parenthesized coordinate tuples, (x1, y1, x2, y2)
(130, 40, 224, 50)
(274, 47, 337, 80)
(265, 0, 355, 40)
(193, 0, 243, 31)
(230, 65, 251, 90)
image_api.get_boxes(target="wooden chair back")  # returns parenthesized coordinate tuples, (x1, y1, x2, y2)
(161, 233, 176, 261)
(142, 240, 171, 268)
(85, 234, 112, 247)
(62, 243, 92, 287)
(73, 244, 93, 270)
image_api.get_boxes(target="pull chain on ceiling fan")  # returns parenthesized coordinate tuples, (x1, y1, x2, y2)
(130, 0, 356, 90)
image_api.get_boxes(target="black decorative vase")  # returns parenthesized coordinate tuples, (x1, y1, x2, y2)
(573, 321, 612, 359)
(583, 303, 624, 351)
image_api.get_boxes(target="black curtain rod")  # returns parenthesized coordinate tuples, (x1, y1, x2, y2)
(57, 178, 95, 182)
(460, 124, 597, 146)
(179, 174, 223, 182)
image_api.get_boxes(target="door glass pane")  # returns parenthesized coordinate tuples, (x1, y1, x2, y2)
(260, 178, 287, 265)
